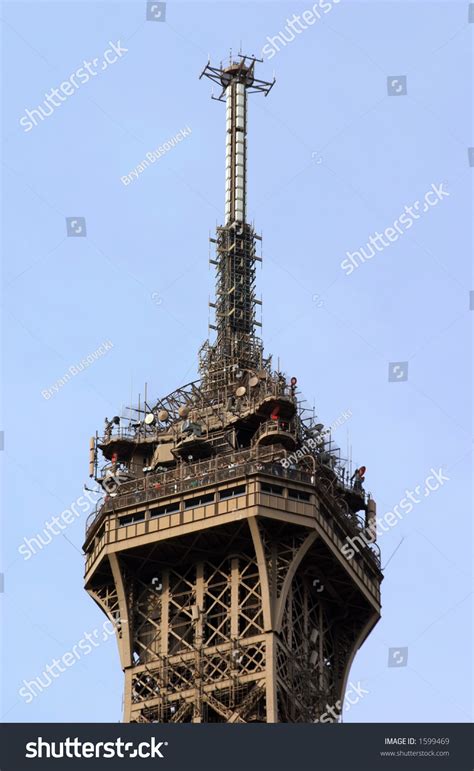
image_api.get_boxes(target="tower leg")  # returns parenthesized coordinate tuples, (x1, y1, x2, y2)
(265, 633, 278, 722)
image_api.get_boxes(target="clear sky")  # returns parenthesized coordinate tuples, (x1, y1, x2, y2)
(2, 0, 472, 723)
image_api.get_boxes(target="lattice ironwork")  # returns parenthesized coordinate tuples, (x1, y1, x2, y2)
(131, 575, 162, 664)
(89, 582, 126, 640)
(238, 557, 264, 636)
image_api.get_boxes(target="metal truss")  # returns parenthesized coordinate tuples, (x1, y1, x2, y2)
(86, 510, 379, 723)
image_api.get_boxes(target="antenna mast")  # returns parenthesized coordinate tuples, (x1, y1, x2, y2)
(199, 55, 275, 392)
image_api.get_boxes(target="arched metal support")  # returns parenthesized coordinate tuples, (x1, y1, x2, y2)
(248, 516, 273, 630)
(109, 553, 133, 670)
(336, 610, 380, 707)
(275, 530, 319, 632)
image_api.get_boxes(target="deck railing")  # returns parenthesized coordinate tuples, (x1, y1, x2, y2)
(84, 453, 380, 568)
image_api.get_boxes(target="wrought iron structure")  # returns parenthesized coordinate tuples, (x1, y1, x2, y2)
(83, 54, 382, 723)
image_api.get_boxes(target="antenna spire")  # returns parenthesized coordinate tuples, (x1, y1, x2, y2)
(199, 55, 275, 390)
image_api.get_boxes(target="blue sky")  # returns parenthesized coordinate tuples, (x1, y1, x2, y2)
(2, 0, 472, 723)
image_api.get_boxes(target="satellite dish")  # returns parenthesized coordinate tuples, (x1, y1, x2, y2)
(249, 376, 259, 388)
(314, 423, 324, 432)
(112, 416, 120, 425)
(178, 406, 190, 419)
(235, 386, 246, 398)
(144, 413, 155, 426)
(257, 370, 268, 379)
(158, 409, 169, 422)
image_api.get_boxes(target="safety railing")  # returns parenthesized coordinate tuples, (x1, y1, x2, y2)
(251, 419, 297, 445)
(85, 455, 381, 569)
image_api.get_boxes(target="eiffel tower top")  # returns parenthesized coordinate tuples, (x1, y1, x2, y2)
(86, 58, 367, 542)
